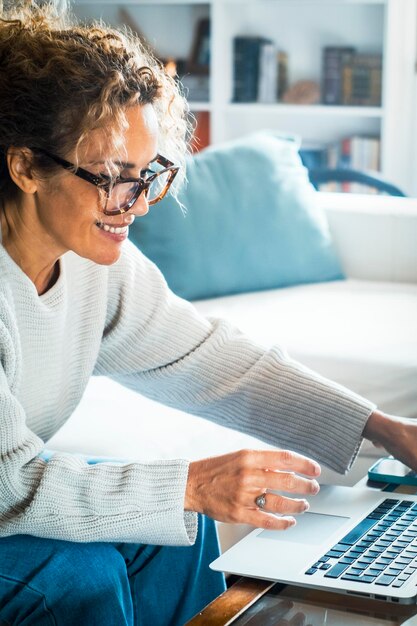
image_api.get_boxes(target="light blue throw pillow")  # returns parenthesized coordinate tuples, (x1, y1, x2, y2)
(129, 131, 344, 300)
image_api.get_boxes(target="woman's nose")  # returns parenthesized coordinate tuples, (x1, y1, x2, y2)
(131, 193, 149, 217)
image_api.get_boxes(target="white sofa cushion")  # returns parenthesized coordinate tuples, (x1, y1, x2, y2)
(194, 279, 417, 420)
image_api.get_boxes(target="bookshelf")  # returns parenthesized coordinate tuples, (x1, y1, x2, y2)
(73, 0, 417, 196)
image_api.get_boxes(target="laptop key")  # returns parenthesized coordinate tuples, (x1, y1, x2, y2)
(388, 563, 406, 572)
(366, 550, 381, 558)
(331, 543, 350, 553)
(369, 561, 386, 568)
(358, 556, 375, 564)
(385, 532, 401, 539)
(356, 575, 377, 583)
(305, 567, 318, 575)
(346, 567, 365, 576)
(339, 518, 378, 546)
(384, 569, 401, 577)
(324, 550, 345, 558)
(367, 568, 384, 576)
(341, 574, 376, 583)
(397, 573, 411, 581)
(395, 556, 411, 567)
(375, 574, 397, 586)
(339, 557, 356, 564)
(324, 563, 350, 579)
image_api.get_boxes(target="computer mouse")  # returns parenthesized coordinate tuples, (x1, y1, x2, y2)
(401, 617, 417, 626)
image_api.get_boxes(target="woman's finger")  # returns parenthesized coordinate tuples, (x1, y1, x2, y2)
(185, 448, 321, 525)
(251, 449, 321, 477)
(253, 492, 310, 515)
(254, 470, 320, 496)
(245, 509, 297, 531)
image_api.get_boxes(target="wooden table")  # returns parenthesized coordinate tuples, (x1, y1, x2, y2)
(186, 479, 417, 625)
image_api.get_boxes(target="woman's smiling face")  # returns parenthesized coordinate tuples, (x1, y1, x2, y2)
(32, 103, 159, 267)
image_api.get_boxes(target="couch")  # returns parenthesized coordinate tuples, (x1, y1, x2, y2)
(48, 133, 417, 551)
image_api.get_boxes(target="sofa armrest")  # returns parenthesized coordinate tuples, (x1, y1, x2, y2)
(320, 192, 417, 283)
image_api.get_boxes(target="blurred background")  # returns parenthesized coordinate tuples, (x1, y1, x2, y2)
(72, 0, 417, 197)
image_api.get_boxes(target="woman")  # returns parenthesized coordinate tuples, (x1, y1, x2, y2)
(0, 2, 415, 625)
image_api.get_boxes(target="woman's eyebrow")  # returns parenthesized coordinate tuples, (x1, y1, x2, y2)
(89, 155, 158, 168)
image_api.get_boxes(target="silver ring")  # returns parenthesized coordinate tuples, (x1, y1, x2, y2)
(255, 492, 267, 509)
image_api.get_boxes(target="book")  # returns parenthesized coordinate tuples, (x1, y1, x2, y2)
(258, 41, 278, 103)
(321, 135, 381, 193)
(342, 53, 382, 106)
(277, 51, 288, 101)
(232, 36, 288, 103)
(233, 36, 272, 102)
(321, 46, 355, 105)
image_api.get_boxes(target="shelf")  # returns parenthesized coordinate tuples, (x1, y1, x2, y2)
(224, 104, 384, 118)
(71, 0, 417, 195)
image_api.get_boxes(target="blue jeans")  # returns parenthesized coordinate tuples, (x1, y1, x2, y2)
(0, 452, 226, 625)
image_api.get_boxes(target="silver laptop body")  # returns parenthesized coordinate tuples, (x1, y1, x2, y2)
(210, 485, 417, 604)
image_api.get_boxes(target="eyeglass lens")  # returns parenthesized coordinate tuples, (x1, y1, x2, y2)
(105, 170, 172, 214)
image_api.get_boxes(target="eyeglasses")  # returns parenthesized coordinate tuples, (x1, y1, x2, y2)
(32, 148, 180, 216)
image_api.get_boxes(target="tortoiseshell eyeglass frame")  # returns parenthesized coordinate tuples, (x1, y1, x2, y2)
(32, 148, 180, 215)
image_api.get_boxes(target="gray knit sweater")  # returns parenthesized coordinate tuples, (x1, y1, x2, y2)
(0, 239, 375, 546)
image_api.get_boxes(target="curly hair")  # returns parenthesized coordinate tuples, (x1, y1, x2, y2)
(0, 0, 191, 202)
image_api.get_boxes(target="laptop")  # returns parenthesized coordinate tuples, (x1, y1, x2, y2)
(210, 485, 417, 604)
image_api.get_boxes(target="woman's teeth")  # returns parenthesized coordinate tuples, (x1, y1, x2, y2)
(96, 221, 128, 235)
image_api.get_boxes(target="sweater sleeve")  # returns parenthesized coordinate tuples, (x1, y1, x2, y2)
(0, 302, 197, 545)
(95, 242, 376, 475)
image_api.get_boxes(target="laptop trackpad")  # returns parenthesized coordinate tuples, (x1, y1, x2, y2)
(258, 512, 349, 544)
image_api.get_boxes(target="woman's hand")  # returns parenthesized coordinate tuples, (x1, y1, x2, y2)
(185, 449, 321, 530)
(363, 410, 417, 470)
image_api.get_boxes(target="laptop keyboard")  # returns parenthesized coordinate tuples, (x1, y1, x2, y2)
(305, 499, 417, 588)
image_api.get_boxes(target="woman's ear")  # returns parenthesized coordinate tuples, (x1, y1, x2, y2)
(6, 148, 38, 194)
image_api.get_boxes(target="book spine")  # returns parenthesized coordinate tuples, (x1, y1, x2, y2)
(322, 46, 355, 105)
(342, 54, 382, 106)
(277, 51, 288, 101)
(340, 138, 352, 192)
(258, 41, 277, 103)
(233, 37, 263, 103)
